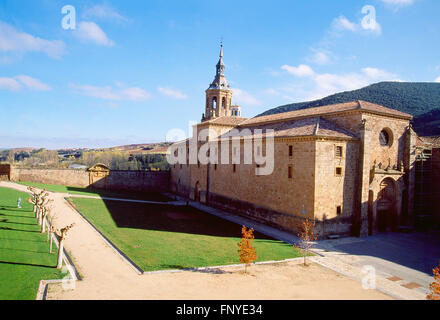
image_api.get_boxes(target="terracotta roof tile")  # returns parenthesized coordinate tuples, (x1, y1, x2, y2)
(201, 116, 247, 126)
(241, 100, 412, 126)
(217, 117, 357, 140)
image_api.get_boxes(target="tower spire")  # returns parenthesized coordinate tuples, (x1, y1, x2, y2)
(203, 44, 237, 121)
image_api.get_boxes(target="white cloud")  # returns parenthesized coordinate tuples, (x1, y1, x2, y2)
(158, 87, 188, 100)
(331, 14, 381, 36)
(332, 15, 357, 32)
(281, 64, 315, 77)
(380, 0, 414, 9)
(121, 87, 152, 101)
(232, 88, 261, 106)
(308, 50, 331, 65)
(74, 21, 114, 46)
(0, 77, 21, 91)
(15, 75, 52, 91)
(69, 83, 151, 101)
(361, 67, 397, 80)
(435, 77, 440, 83)
(0, 21, 65, 59)
(83, 5, 127, 22)
(281, 64, 400, 100)
(0, 75, 51, 92)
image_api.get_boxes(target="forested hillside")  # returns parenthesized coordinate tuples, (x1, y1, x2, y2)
(258, 82, 440, 136)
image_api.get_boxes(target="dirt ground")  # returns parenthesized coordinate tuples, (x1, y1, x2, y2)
(47, 261, 392, 300)
(0, 182, 392, 300)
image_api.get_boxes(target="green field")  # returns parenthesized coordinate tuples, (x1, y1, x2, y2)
(69, 197, 301, 271)
(0, 187, 62, 300)
(17, 181, 171, 202)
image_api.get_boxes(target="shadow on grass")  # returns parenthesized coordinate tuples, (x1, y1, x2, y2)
(66, 186, 171, 202)
(0, 260, 55, 269)
(80, 198, 278, 240)
(0, 220, 39, 226)
(0, 227, 40, 233)
(0, 247, 50, 254)
(0, 207, 33, 213)
(0, 214, 35, 220)
(0, 237, 47, 243)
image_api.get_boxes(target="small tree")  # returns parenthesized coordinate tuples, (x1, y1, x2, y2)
(427, 264, 440, 301)
(237, 226, 257, 273)
(294, 218, 317, 266)
(56, 223, 75, 269)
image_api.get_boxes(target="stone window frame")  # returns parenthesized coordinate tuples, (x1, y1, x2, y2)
(335, 166, 343, 177)
(336, 205, 342, 216)
(335, 145, 343, 158)
(288, 165, 293, 179)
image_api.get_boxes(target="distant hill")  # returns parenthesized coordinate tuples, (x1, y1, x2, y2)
(257, 82, 440, 136)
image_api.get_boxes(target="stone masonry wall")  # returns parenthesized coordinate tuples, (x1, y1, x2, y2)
(11, 168, 169, 192)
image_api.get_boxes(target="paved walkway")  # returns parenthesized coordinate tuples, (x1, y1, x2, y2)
(0, 182, 429, 300)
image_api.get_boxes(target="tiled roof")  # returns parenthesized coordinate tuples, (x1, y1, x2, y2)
(217, 117, 357, 140)
(200, 116, 247, 126)
(240, 100, 412, 126)
(419, 136, 440, 147)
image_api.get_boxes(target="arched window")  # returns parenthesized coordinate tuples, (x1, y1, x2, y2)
(212, 97, 217, 110)
(222, 97, 226, 109)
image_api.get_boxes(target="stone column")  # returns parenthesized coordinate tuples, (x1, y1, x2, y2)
(406, 125, 417, 227)
(359, 119, 372, 237)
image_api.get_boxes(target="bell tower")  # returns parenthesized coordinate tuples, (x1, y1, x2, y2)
(202, 44, 239, 121)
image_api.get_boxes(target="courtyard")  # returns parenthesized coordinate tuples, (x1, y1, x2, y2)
(0, 181, 397, 300)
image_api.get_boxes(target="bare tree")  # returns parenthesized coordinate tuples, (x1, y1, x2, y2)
(294, 218, 317, 266)
(56, 223, 75, 269)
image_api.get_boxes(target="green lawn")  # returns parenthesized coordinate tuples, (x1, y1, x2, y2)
(69, 197, 301, 272)
(17, 181, 171, 202)
(0, 187, 62, 300)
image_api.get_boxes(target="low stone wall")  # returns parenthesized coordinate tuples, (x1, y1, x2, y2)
(10, 168, 169, 193)
(12, 168, 90, 187)
(92, 170, 170, 192)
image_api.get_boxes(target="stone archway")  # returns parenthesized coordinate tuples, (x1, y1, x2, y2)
(377, 178, 397, 232)
(194, 181, 201, 202)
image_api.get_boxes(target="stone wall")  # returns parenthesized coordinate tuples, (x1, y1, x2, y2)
(0, 164, 11, 181)
(12, 168, 90, 187)
(10, 167, 169, 192)
(432, 148, 440, 224)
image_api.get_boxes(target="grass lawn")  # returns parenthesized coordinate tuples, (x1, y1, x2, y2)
(0, 187, 62, 300)
(69, 197, 302, 272)
(17, 181, 171, 202)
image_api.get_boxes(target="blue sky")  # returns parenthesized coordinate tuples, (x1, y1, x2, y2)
(1, 0, 439, 149)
